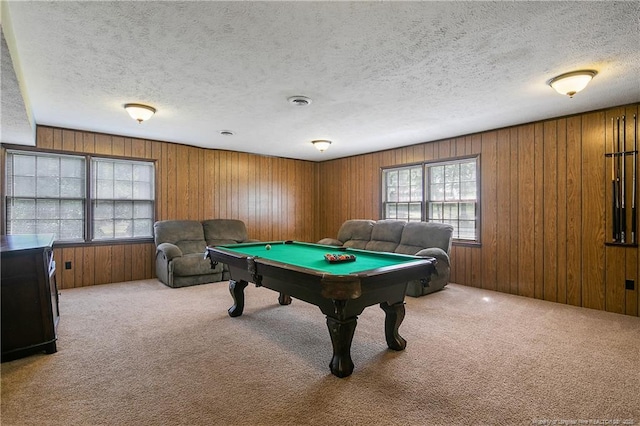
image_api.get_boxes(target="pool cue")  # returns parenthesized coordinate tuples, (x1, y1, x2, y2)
(620, 116, 626, 243)
(632, 114, 637, 244)
(612, 117, 620, 242)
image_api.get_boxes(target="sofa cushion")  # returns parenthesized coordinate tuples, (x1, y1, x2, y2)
(203, 219, 249, 246)
(172, 253, 223, 277)
(317, 237, 343, 247)
(365, 220, 405, 252)
(154, 220, 206, 255)
(395, 222, 454, 255)
(336, 219, 375, 249)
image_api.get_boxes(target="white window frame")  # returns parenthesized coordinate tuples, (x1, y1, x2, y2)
(426, 156, 480, 242)
(5, 149, 156, 243)
(381, 155, 480, 242)
(6, 150, 86, 241)
(91, 157, 155, 241)
(381, 164, 424, 222)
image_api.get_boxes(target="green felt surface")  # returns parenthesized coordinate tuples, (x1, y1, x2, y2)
(217, 241, 419, 274)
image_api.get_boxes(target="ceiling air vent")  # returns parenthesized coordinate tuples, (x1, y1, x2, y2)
(287, 96, 312, 106)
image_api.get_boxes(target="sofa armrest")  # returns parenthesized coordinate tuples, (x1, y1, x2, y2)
(317, 238, 343, 246)
(156, 242, 183, 261)
(415, 247, 449, 266)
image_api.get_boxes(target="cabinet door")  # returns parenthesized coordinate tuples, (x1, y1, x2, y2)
(1, 252, 46, 350)
(1, 247, 57, 360)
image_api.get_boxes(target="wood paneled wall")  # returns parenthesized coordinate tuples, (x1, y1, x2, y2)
(29, 126, 318, 290)
(317, 103, 640, 317)
(4, 104, 639, 317)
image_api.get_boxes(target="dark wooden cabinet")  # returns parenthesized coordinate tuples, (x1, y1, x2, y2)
(1, 234, 59, 361)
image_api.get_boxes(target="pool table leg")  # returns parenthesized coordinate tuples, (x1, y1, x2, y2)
(278, 293, 292, 305)
(326, 315, 357, 378)
(228, 280, 249, 317)
(380, 301, 407, 351)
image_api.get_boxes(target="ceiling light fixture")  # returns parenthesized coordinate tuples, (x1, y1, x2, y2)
(220, 130, 234, 136)
(288, 96, 312, 106)
(312, 140, 332, 152)
(548, 70, 597, 98)
(124, 103, 156, 123)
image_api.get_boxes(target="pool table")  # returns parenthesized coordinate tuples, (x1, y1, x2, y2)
(206, 241, 436, 378)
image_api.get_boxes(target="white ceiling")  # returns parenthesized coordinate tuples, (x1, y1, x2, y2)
(1, 1, 639, 162)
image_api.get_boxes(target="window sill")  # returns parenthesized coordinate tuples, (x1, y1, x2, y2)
(452, 240, 481, 248)
(53, 238, 154, 248)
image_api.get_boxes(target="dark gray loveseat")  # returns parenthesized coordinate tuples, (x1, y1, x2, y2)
(154, 219, 255, 288)
(318, 219, 453, 296)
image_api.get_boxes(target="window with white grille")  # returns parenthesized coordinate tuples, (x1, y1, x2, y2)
(382, 156, 479, 242)
(6, 150, 155, 243)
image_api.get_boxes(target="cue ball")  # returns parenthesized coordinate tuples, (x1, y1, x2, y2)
(265, 244, 271, 250)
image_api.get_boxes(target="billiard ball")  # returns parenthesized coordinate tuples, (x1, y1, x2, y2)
(265, 244, 271, 250)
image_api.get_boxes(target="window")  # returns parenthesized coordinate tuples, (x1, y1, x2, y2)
(5, 150, 155, 243)
(91, 158, 155, 240)
(426, 158, 478, 240)
(382, 165, 423, 222)
(6, 151, 86, 241)
(382, 156, 479, 242)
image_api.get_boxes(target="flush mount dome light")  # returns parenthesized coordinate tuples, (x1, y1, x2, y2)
(124, 103, 156, 123)
(287, 96, 312, 106)
(548, 70, 597, 98)
(312, 139, 332, 152)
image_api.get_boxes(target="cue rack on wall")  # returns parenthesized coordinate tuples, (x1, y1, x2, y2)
(607, 114, 638, 246)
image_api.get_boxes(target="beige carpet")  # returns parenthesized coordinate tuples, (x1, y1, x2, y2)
(1, 280, 639, 426)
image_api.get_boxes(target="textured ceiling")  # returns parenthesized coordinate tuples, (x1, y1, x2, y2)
(1, 26, 34, 145)
(1, 1, 639, 161)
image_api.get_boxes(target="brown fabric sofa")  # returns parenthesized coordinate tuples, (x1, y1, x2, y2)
(318, 219, 453, 296)
(154, 219, 255, 288)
